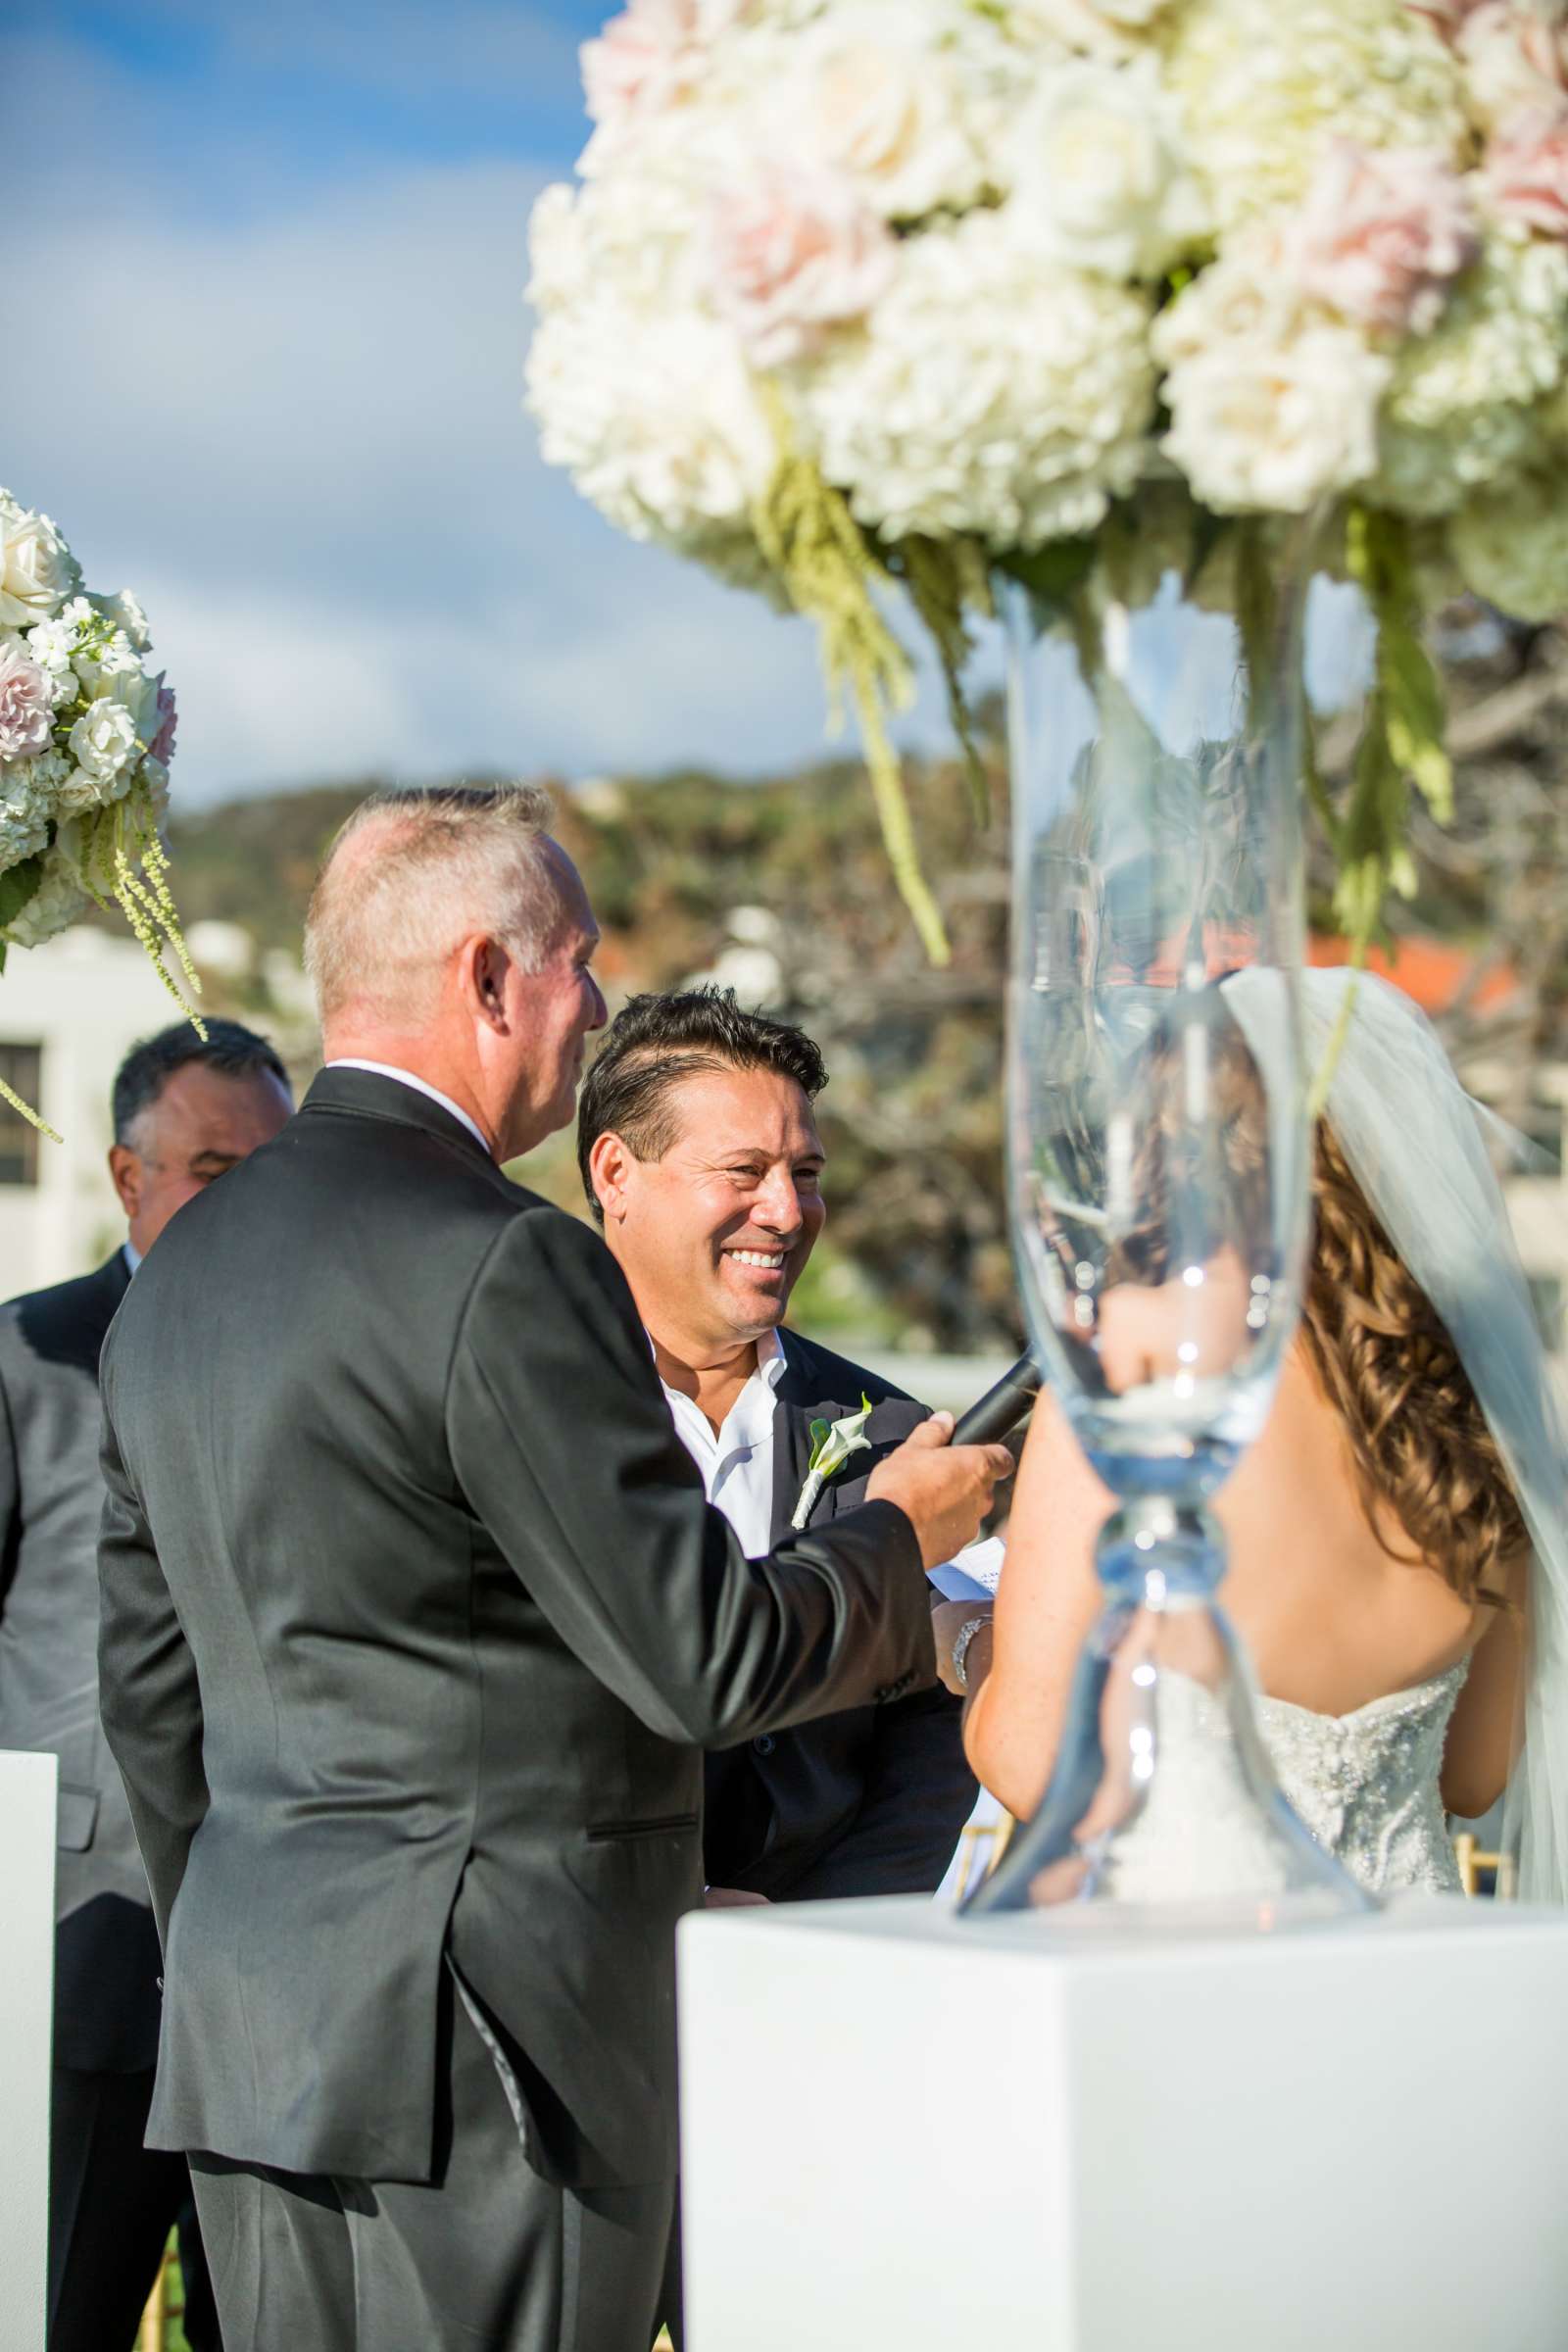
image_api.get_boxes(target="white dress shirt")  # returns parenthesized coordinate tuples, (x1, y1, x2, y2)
(660, 1327, 1004, 1594)
(326, 1059, 491, 1156)
(660, 1327, 787, 1558)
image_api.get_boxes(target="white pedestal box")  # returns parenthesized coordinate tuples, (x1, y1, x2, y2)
(677, 1893, 1568, 2352)
(0, 1750, 57, 2352)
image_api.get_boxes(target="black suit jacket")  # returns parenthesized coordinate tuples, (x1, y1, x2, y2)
(703, 1334, 976, 1900)
(0, 1250, 164, 2073)
(97, 1069, 935, 2189)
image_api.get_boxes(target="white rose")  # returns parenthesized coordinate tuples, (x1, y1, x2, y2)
(799, 10, 988, 219)
(74, 634, 151, 704)
(1161, 327, 1391, 512)
(0, 509, 80, 627)
(1456, 1, 1568, 128)
(1008, 56, 1208, 278)
(67, 696, 140, 789)
(1152, 222, 1313, 364)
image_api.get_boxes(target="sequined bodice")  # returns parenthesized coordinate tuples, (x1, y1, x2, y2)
(1257, 1663, 1468, 1896)
(1102, 1660, 1470, 1904)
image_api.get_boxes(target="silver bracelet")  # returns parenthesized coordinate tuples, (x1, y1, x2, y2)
(951, 1613, 990, 1690)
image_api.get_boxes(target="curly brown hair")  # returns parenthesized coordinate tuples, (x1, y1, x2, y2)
(1299, 1120, 1525, 1609)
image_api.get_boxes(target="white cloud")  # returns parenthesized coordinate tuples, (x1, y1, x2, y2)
(12, 25, 989, 809)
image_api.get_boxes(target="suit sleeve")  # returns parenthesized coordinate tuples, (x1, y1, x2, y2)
(781, 1682, 979, 1900)
(96, 1362, 208, 1947)
(0, 1347, 18, 1616)
(447, 1208, 937, 1748)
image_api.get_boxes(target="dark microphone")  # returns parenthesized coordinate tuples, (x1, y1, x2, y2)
(950, 1350, 1043, 1446)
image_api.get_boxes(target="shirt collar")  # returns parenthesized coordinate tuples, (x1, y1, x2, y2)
(649, 1322, 789, 1383)
(122, 1240, 141, 1276)
(325, 1059, 492, 1156)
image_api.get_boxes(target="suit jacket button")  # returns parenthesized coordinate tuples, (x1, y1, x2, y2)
(752, 1734, 775, 1755)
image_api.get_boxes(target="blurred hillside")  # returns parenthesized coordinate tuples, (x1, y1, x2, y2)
(147, 613, 1568, 1354)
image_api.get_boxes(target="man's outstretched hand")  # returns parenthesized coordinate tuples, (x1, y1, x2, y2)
(865, 1412, 1013, 1571)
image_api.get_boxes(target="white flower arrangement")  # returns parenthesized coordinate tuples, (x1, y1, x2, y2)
(527, 0, 1568, 957)
(0, 489, 199, 1132)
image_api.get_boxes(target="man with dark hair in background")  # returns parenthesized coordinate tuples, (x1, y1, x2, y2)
(0, 1016, 293, 2352)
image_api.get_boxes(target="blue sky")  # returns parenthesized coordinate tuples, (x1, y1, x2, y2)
(10, 1, 971, 806)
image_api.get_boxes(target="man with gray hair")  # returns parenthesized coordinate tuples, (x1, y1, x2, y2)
(96, 785, 1010, 2352)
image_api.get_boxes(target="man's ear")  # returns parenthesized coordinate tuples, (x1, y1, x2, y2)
(588, 1129, 634, 1225)
(108, 1143, 141, 1222)
(457, 935, 512, 1031)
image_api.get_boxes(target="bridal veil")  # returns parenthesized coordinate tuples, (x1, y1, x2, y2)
(1226, 965, 1568, 1905)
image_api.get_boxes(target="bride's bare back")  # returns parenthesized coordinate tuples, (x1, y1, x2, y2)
(964, 1341, 1522, 1828)
(1217, 1346, 1476, 1715)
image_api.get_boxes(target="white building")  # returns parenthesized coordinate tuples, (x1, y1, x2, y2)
(0, 928, 199, 1298)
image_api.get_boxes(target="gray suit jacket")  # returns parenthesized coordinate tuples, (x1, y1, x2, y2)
(0, 1250, 165, 2073)
(97, 1069, 936, 2189)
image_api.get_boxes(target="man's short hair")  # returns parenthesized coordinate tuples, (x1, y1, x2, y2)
(303, 783, 559, 1027)
(113, 1019, 290, 1149)
(577, 988, 827, 1222)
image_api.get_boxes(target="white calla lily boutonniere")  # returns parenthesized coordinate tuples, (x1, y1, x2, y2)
(790, 1396, 874, 1531)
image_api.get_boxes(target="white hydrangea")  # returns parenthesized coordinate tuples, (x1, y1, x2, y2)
(802, 206, 1156, 547)
(1162, 0, 1469, 234)
(1375, 234, 1568, 514)
(1450, 471, 1568, 619)
(2, 840, 91, 952)
(526, 150, 774, 550)
(1006, 54, 1209, 278)
(528, 297, 774, 548)
(24, 615, 83, 707)
(0, 757, 52, 870)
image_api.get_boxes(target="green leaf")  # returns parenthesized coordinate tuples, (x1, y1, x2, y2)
(995, 539, 1096, 610)
(1381, 624, 1452, 821)
(0, 854, 45, 937)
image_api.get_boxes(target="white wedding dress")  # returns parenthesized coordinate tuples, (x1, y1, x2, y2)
(1099, 1659, 1470, 1904)
(1258, 1664, 1468, 1895)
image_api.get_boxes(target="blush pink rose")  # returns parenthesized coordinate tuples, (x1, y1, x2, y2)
(148, 675, 177, 766)
(1292, 142, 1480, 334)
(1483, 103, 1568, 230)
(707, 163, 896, 368)
(581, 0, 704, 129)
(0, 645, 55, 762)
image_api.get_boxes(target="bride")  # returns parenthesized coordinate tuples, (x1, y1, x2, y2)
(949, 967, 1568, 1904)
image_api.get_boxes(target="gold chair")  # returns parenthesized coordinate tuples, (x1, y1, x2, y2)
(951, 1808, 1015, 1902)
(1452, 1831, 1517, 1899)
(137, 2250, 169, 2352)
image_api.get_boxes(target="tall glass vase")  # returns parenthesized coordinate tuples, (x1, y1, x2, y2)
(969, 516, 1372, 1922)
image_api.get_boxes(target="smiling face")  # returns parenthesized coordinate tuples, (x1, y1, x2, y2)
(594, 1062, 827, 1360)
